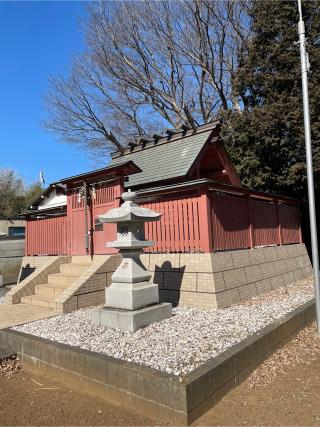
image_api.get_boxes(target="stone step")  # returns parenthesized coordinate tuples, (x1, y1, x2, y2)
(21, 294, 55, 309)
(60, 263, 91, 276)
(71, 256, 93, 265)
(47, 273, 78, 286)
(35, 282, 68, 298)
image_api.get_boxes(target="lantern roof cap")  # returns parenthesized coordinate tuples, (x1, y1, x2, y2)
(98, 191, 161, 223)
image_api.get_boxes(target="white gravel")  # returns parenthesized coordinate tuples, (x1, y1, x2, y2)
(14, 279, 314, 376)
(0, 297, 4, 304)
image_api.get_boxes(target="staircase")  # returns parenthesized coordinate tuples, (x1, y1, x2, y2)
(21, 257, 93, 309)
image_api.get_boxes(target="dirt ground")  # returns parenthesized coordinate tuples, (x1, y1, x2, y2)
(0, 365, 163, 426)
(197, 356, 320, 426)
(1, 323, 320, 426)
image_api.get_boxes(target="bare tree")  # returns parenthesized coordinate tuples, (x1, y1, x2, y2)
(44, 0, 250, 156)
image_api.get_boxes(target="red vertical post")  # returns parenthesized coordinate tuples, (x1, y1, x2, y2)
(172, 199, 179, 251)
(177, 198, 185, 252)
(275, 200, 283, 245)
(156, 201, 162, 252)
(116, 178, 124, 206)
(182, 198, 188, 252)
(187, 198, 195, 251)
(66, 190, 71, 255)
(247, 196, 254, 249)
(25, 220, 29, 256)
(198, 190, 213, 253)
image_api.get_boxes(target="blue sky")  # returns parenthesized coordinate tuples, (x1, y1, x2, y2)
(0, 1, 99, 186)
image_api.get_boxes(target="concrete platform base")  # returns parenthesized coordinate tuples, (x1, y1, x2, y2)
(92, 302, 172, 332)
(1, 300, 314, 425)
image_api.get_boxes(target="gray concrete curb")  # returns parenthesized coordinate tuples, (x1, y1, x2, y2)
(0, 346, 15, 361)
(0, 299, 315, 425)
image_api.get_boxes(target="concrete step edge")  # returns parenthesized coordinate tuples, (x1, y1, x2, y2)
(48, 273, 79, 278)
(35, 283, 69, 290)
(64, 263, 92, 267)
(21, 295, 55, 303)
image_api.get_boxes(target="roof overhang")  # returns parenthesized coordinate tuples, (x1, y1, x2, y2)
(57, 160, 141, 186)
(23, 205, 67, 220)
(137, 179, 301, 206)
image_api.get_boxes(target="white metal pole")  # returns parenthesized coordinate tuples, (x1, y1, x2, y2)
(297, 0, 320, 332)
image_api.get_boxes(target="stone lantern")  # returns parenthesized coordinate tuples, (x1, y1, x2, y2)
(91, 190, 172, 332)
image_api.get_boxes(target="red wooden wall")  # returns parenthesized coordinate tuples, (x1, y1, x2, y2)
(26, 187, 302, 256)
(67, 182, 120, 255)
(92, 183, 119, 255)
(210, 192, 301, 251)
(279, 203, 301, 244)
(210, 194, 250, 251)
(26, 181, 122, 256)
(142, 195, 203, 252)
(26, 216, 68, 256)
(143, 191, 301, 253)
(251, 199, 279, 247)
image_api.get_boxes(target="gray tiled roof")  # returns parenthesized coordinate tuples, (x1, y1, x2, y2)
(111, 129, 212, 188)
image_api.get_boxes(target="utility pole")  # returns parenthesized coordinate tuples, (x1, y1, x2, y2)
(297, 0, 320, 332)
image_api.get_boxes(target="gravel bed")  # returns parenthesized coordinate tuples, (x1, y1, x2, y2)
(14, 278, 314, 376)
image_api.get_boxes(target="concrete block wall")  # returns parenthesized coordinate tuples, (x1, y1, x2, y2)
(143, 243, 312, 309)
(0, 238, 25, 285)
(8, 244, 312, 312)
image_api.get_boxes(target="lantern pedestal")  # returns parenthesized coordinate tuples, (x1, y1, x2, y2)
(93, 303, 172, 333)
(106, 281, 159, 311)
(90, 190, 172, 332)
